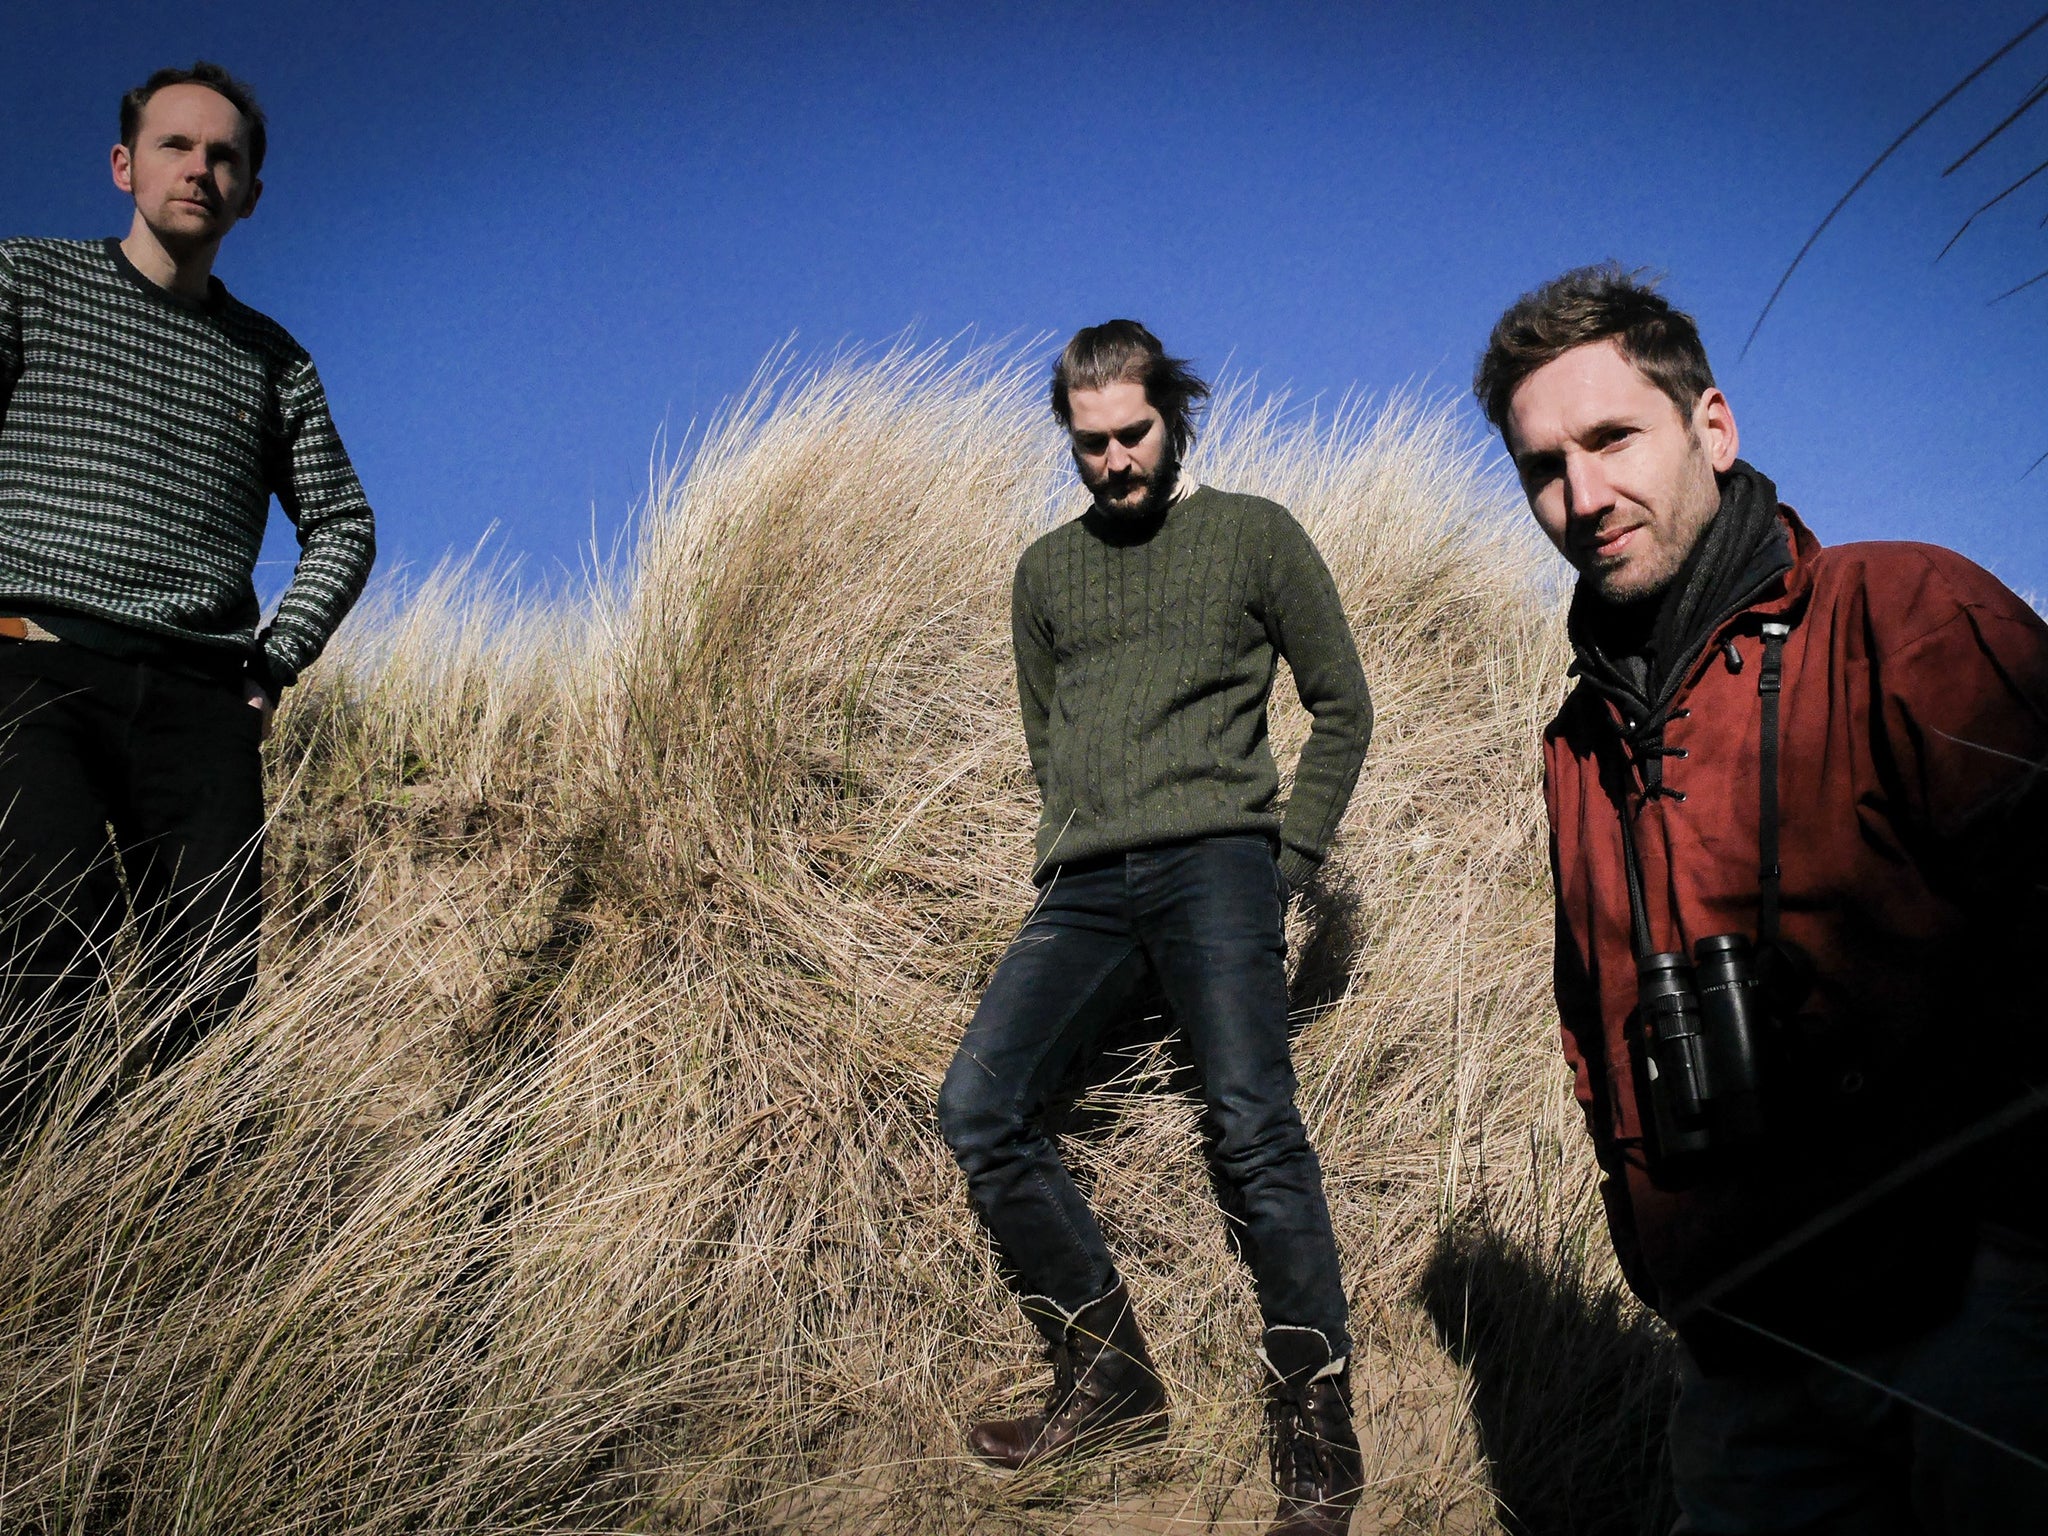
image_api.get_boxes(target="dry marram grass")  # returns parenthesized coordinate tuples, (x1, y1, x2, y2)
(0, 343, 1676, 1534)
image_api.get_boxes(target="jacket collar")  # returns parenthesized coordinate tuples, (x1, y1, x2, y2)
(1636, 503, 1819, 703)
(1752, 504, 1821, 622)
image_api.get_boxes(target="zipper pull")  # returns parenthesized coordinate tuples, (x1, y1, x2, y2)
(1723, 638, 1744, 674)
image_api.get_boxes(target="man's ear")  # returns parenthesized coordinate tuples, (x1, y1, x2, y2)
(1695, 387, 1739, 473)
(237, 177, 263, 221)
(111, 142, 134, 196)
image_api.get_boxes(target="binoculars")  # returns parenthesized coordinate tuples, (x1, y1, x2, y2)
(1636, 932, 1770, 1173)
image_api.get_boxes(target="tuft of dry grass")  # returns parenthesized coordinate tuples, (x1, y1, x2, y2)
(0, 342, 1673, 1535)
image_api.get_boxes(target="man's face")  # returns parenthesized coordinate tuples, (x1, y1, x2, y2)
(111, 83, 262, 254)
(1067, 379, 1173, 517)
(1504, 339, 1738, 604)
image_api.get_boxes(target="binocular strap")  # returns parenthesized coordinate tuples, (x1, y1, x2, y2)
(1613, 620, 1791, 959)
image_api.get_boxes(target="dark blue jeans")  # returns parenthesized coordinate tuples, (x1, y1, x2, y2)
(938, 834, 1350, 1351)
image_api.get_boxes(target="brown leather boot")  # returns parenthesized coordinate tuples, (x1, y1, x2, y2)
(967, 1279, 1169, 1469)
(1262, 1325, 1363, 1534)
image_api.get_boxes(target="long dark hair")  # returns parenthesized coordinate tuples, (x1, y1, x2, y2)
(1050, 320, 1211, 461)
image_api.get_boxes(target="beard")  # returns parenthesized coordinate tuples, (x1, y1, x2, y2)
(1578, 435, 1721, 605)
(1082, 453, 1178, 520)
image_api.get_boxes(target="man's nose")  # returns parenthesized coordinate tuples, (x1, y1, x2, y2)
(1104, 441, 1132, 473)
(1563, 452, 1614, 520)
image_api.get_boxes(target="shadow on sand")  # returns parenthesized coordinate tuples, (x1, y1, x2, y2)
(1417, 1218, 1678, 1536)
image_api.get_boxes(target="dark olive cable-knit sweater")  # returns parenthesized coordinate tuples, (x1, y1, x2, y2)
(1012, 484, 1371, 884)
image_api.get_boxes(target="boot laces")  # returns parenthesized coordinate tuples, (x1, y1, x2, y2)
(1042, 1340, 1076, 1415)
(1267, 1388, 1337, 1495)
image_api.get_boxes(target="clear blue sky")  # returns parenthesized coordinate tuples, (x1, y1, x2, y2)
(11, 2, 2048, 595)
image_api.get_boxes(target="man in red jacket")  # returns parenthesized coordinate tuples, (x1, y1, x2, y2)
(1475, 264, 2048, 1533)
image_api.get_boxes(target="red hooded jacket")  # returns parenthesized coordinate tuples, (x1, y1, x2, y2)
(1545, 509, 2048, 1371)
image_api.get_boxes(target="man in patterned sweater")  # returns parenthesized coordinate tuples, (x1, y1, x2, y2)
(938, 321, 1370, 1535)
(0, 62, 375, 1131)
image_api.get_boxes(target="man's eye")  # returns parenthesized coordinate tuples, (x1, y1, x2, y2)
(1118, 427, 1149, 446)
(1076, 436, 1107, 453)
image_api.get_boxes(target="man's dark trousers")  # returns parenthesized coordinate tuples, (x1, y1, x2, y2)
(0, 638, 264, 1133)
(939, 833, 1350, 1350)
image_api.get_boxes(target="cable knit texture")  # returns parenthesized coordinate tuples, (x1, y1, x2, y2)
(1012, 486, 1370, 884)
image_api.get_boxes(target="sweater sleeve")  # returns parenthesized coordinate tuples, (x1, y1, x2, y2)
(255, 351, 377, 690)
(0, 244, 21, 427)
(1263, 508, 1372, 886)
(1012, 549, 1055, 802)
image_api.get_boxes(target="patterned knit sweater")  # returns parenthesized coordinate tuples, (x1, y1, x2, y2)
(1013, 485, 1372, 884)
(0, 237, 375, 689)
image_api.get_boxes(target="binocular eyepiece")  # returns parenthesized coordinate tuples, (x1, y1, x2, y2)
(1636, 932, 1769, 1174)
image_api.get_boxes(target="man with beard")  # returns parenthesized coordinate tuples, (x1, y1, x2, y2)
(938, 320, 1372, 1534)
(1478, 264, 2048, 1532)
(0, 62, 374, 1135)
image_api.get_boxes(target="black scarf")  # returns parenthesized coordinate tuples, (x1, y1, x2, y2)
(1569, 460, 1793, 788)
